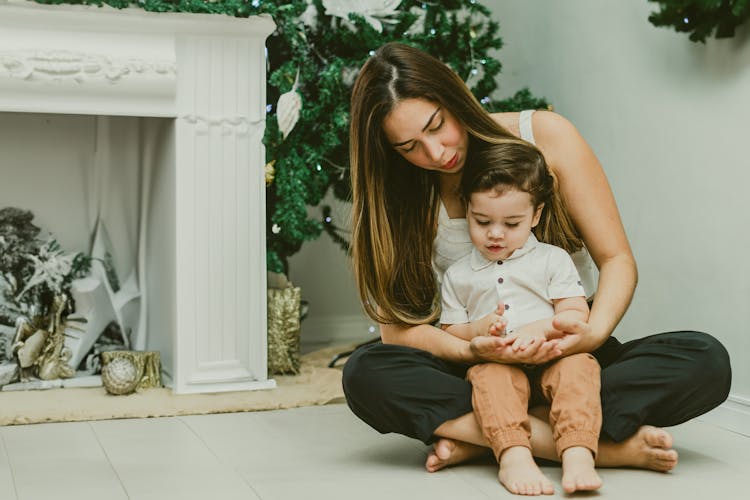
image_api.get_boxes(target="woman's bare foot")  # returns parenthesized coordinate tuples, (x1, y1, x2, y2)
(597, 425, 678, 472)
(425, 438, 487, 472)
(561, 446, 602, 493)
(499, 446, 554, 496)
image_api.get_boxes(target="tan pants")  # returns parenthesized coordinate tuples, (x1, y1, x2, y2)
(467, 353, 601, 461)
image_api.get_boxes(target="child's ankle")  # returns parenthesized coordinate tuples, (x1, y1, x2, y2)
(562, 446, 595, 461)
(499, 445, 534, 465)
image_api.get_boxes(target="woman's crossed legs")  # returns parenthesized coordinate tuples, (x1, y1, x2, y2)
(343, 331, 730, 494)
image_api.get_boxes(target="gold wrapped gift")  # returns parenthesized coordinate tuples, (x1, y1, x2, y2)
(267, 285, 301, 375)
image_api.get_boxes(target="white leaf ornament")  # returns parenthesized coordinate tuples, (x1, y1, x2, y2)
(276, 77, 302, 140)
(322, 0, 401, 33)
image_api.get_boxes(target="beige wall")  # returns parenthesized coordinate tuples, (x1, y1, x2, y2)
(287, 194, 373, 345)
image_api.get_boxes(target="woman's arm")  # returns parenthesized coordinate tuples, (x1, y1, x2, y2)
(380, 321, 478, 363)
(533, 111, 637, 353)
(441, 322, 478, 341)
(552, 296, 590, 322)
(380, 318, 560, 365)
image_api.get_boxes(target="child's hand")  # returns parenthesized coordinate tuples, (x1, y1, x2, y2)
(510, 335, 548, 352)
(470, 335, 561, 365)
(509, 337, 562, 364)
(474, 302, 508, 338)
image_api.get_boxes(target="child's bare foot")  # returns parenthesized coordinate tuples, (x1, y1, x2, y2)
(425, 438, 487, 472)
(561, 446, 602, 493)
(597, 425, 678, 472)
(499, 446, 554, 496)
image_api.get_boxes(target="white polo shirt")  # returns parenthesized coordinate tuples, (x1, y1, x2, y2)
(440, 234, 586, 331)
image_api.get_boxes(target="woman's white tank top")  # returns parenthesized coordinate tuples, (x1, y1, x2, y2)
(432, 109, 599, 298)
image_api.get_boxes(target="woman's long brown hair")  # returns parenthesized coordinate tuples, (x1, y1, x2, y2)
(350, 42, 559, 325)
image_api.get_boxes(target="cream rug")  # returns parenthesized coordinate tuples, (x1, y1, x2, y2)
(0, 345, 352, 426)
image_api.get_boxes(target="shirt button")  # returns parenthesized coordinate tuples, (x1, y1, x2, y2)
(497, 260, 503, 265)
(497, 277, 504, 284)
(505, 304, 510, 310)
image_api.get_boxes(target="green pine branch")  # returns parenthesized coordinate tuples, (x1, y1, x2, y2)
(648, 0, 750, 42)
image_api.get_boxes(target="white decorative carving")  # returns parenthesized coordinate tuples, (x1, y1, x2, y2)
(0, 50, 175, 83)
(180, 114, 265, 136)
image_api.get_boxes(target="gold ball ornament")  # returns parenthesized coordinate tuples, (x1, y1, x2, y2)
(101, 356, 139, 395)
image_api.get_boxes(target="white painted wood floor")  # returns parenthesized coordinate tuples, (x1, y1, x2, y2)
(0, 402, 747, 500)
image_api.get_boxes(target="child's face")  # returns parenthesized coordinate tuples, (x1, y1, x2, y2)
(467, 188, 542, 261)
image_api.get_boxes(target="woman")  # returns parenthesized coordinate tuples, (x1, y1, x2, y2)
(342, 42, 730, 493)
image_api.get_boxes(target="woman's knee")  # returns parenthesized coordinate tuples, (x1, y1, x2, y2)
(342, 343, 473, 442)
(342, 342, 436, 401)
(665, 331, 731, 399)
(341, 343, 403, 428)
(342, 343, 386, 398)
(688, 331, 731, 397)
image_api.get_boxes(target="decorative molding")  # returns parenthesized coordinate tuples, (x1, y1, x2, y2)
(0, 50, 175, 83)
(180, 115, 265, 136)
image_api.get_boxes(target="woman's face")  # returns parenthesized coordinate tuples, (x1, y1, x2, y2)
(382, 98, 468, 174)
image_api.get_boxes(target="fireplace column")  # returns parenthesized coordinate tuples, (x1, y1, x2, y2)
(171, 35, 275, 393)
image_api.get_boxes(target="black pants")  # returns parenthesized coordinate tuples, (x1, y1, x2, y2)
(342, 331, 731, 444)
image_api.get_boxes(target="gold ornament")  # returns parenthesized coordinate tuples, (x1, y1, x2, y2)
(265, 160, 276, 186)
(101, 350, 161, 394)
(101, 357, 139, 395)
(267, 285, 301, 375)
(12, 294, 75, 381)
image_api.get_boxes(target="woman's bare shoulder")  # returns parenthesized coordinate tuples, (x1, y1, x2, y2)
(528, 110, 588, 166)
(489, 109, 578, 142)
(530, 110, 579, 140)
(489, 111, 522, 138)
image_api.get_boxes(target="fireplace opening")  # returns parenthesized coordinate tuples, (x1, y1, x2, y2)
(0, 112, 176, 388)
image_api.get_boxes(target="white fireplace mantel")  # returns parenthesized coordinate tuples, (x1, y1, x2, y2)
(0, 0, 277, 393)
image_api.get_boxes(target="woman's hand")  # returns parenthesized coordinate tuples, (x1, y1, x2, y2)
(470, 335, 562, 365)
(551, 313, 593, 354)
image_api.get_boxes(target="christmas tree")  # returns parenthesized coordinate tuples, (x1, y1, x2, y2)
(35, 0, 547, 275)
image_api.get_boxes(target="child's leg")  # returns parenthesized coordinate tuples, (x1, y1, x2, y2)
(539, 353, 602, 493)
(467, 363, 554, 495)
(467, 363, 531, 458)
